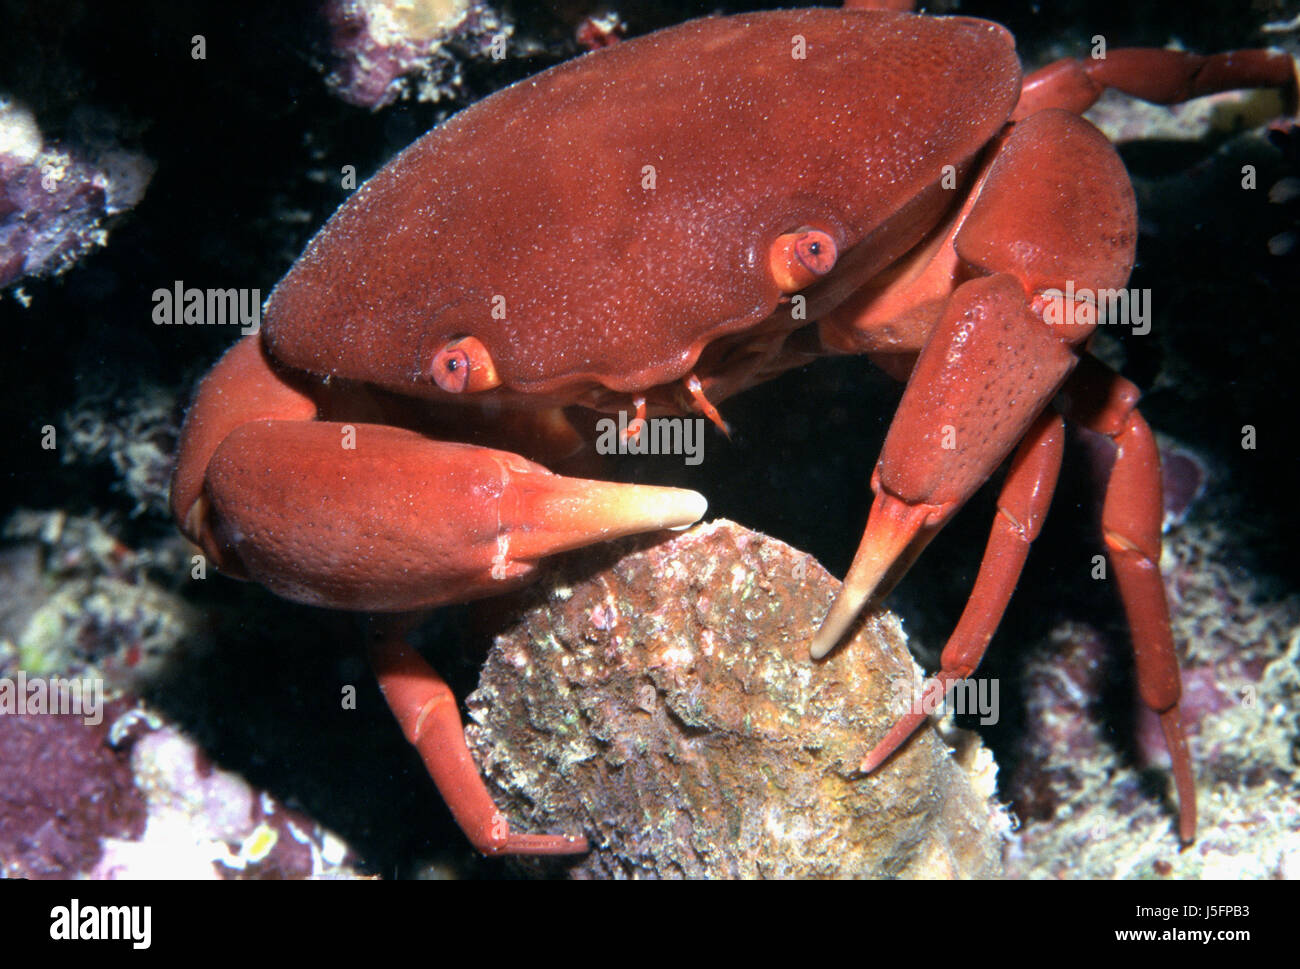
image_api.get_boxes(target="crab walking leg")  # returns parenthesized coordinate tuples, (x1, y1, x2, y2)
(1061, 355, 1196, 844)
(368, 626, 588, 855)
(1014, 45, 1298, 120)
(811, 273, 1079, 659)
(860, 410, 1065, 772)
(813, 108, 1138, 659)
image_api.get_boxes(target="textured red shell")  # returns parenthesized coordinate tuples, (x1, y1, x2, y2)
(263, 9, 1020, 399)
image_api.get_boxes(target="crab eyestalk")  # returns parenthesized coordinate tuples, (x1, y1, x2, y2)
(428, 335, 501, 393)
(769, 229, 839, 292)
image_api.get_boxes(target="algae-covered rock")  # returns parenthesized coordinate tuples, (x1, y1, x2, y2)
(466, 520, 1011, 879)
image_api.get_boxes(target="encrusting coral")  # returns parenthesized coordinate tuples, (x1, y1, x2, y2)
(466, 520, 1012, 879)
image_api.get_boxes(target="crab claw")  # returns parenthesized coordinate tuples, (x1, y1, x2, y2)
(196, 421, 706, 612)
(810, 486, 940, 659)
(499, 458, 708, 562)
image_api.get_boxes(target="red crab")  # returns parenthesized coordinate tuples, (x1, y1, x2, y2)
(171, 1, 1298, 855)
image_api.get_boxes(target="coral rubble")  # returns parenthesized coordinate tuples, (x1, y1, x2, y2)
(324, 0, 511, 108)
(466, 520, 1012, 879)
(0, 97, 152, 290)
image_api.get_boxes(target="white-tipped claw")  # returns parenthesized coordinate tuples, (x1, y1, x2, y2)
(810, 491, 933, 660)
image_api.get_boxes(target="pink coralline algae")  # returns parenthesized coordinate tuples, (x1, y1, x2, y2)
(324, 0, 510, 109)
(0, 98, 153, 290)
(0, 694, 360, 879)
(0, 701, 145, 878)
(0, 511, 364, 880)
(1004, 512, 1300, 879)
(91, 722, 357, 880)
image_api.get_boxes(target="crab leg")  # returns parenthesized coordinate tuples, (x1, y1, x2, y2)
(811, 269, 1080, 659)
(1014, 45, 1298, 120)
(814, 96, 1201, 839)
(813, 102, 1200, 837)
(1060, 355, 1196, 844)
(368, 624, 587, 855)
(813, 106, 1137, 659)
(860, 409, 1065, 771)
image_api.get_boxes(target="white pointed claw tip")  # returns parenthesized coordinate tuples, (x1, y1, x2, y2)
(584, 482, 706, 535)
(182, 496, 206, 545)
(807, 524, 901, 660)
(520, 479, 707, 556)
(809, 491, 934, 661)
(595, 482, 705, 535)
(810, 600, 858, 660)
(664, 490, 707, 531)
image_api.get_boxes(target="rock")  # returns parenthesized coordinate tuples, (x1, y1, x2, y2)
(0, 96, 153, 290)
(0, 700, 144, 878)
(93, 720, 361, 880)
(1004, 512, 1300, 879)
(0, 512, 368, 880)
(466, 520, 1011, 879)
(324, 0, 511, 109)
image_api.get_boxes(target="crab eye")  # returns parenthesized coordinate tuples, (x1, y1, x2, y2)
(432, 347, 470, 392)
(768, 228, 839, 293)
(428, 335, 501, 394)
